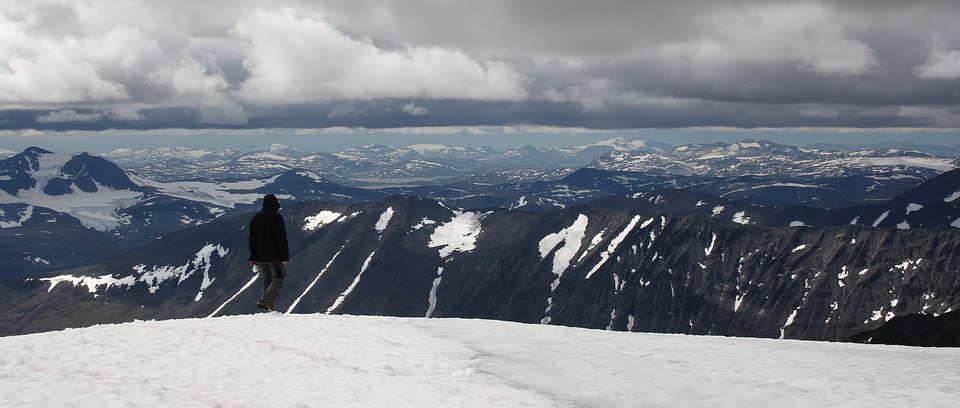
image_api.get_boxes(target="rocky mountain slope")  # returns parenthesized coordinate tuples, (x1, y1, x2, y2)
(3, 195, 958, 343)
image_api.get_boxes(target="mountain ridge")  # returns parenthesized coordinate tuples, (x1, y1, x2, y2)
(4, 194, 958, 344)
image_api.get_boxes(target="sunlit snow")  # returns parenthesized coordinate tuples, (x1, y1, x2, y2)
(428, 211, 487, 258)
(732, 211, 751, 225)
(2, 315, 957, 407)
(872, 211, 890, 227)
(375, 207, 395, 233)
(303, 210, 342, 231)
(39, 244, 228, 299)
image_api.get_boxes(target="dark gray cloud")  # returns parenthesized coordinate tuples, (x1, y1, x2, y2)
(1, 0, 959, 134)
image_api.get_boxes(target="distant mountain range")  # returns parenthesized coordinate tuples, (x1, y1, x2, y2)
(2, 139, 959, 275)
(3, 138, 960, 346)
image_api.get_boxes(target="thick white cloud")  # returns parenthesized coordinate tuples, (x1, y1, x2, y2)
(148, 58, 248, 124)
(913, 49, 960, 80)
(0, 0, 959, 131)
(658, 3, 879, 77)
(233, 8, 527, 104)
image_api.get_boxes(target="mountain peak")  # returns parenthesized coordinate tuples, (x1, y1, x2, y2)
(21, 146, 53, 158)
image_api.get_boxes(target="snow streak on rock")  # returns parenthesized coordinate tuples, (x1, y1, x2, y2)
(327, 252, 376, 314)
(585, 215, 642, 280)
(208, 269, 260, 318)
(872, 211, 890, 227)
(539, 214, 589, 324)
(705, 233, 718, 256)
(288, 246, 345, 314)
(426, 266, 445, 318)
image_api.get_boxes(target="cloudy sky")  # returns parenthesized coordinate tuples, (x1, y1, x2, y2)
(1, 0, 960, 150)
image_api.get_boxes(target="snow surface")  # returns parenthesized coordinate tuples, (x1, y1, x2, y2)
(1, 315, 958, 407)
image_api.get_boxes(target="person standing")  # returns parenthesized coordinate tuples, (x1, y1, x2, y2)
(249, 194, 289, 312)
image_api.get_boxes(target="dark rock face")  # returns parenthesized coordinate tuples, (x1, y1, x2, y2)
(3, 196, 959, 344)
(846, 310, 960, 347)
(42, 153, 139, 195)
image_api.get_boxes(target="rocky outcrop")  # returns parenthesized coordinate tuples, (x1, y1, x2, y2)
(846, 310, 960, 347)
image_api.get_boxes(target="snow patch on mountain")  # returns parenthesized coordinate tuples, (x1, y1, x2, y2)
(429, 211, 488, 258)
(946, 191, 960, 203)
(132, 243, 229, 298)
(539, 214, 589, 274)
(38, 243, 228, 299)
(303, 210, 343, 231)
(376, 207, 395, 233)
(40, 273, 136, 296)
(712, 205, 724, 216)
(0, 205, 32, 228)
(732, 211, 751, 225)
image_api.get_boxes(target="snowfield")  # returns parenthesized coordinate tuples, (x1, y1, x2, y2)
(1, 315, 957, 407)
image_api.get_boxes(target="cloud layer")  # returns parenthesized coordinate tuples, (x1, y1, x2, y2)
(1, 0, 959, 131)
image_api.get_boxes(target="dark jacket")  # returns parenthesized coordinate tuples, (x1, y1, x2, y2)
(249, 194, 290, 262)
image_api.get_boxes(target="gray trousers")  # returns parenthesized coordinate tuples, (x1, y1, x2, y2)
(257, 262, 285, 310)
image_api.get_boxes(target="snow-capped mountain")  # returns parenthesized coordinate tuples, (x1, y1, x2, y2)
(0, 147, 144, 230)
(105, 143, 309, 168)
(103, 139, 958, 211)
(591, 139, 957, 179)
(0, 147, 385, 273)
(108, 138, 667, 183)
(592, 167, 960, 229)
(5, 194, 959, 345)
(106, 145, 216, 167)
